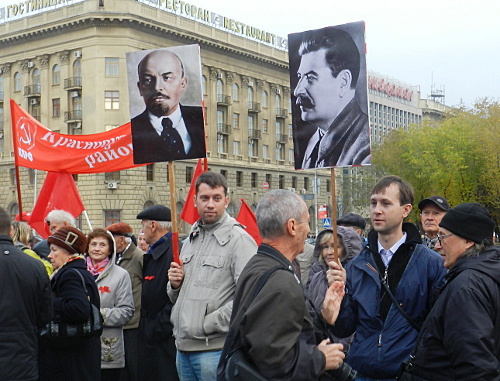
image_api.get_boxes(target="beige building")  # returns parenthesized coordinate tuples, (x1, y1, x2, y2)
(0, 0, 451, 236)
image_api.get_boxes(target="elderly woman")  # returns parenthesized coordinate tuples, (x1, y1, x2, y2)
(306, 226, 362, 351)
(39, 226, 101, 381)
(86, 228, 134, 381)
(403, 203, 499, 380)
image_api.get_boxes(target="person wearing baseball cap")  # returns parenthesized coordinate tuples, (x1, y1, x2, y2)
(106, 222, 144, 381)
(405, 203, 499, 380)
(135, 205, 178, 380)
(418, 195, 450, 250)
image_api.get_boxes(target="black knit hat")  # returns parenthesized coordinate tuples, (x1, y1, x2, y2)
(439, 203, 494, 243)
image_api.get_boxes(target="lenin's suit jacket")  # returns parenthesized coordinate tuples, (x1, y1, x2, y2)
(131, 105, 206, 164)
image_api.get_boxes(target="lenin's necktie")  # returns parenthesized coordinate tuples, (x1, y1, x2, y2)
(161, 117, 185, 157)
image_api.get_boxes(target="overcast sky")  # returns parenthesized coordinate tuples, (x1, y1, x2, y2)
(1, 0, 498, 107)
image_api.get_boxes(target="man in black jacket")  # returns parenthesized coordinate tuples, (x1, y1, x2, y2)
(218, 190, 347, 380)
(407, 203, 499, 380)
(136, 205, 179, 381)
(0, 207, 51, 381)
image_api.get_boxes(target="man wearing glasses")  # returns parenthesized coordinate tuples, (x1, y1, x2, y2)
(402, 203, 499, 380)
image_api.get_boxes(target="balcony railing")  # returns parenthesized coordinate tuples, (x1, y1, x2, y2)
(64, 110, 83, 122)
(276, 108, 288, 118)
(248, 102, 261, 113)
(64, 77, 82, 90)
(248, 129, 261, 139)
(276, 134, 287, 143)
(24, 84, 41, 97)
(216, 94, 231, 106)
(217, 123, 231, 134)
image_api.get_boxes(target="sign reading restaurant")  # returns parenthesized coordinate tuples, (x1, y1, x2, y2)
(0, 0, 288, 50)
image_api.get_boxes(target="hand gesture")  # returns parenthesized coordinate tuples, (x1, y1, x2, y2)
(321, 281, 345, 325)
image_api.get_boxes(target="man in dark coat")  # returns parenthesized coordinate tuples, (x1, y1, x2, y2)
(407, 203, 500, 380)
(107, 222, 144, 381)
(0, 207, 52, 381)
(136, 205, 179, 381)
(131, 48, 206, 164)
(218, 190, 348, 380)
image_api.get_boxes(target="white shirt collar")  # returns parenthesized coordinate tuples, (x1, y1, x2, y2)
(377, 232, 407, 266)
(147, 106, 191, 154)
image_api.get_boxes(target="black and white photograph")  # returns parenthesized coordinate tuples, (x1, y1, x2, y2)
(289, 22, 371, 169)
(127, 45, 206, 164)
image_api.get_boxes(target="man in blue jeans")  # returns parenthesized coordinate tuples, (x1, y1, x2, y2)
(167, 172, 257, 380)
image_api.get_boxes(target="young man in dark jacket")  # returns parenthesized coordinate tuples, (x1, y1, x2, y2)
(0, 207, 52, 381)
(407, 203, 499, 381)
(330, 176, 447, 380)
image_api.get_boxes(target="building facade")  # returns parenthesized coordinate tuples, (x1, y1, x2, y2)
(0, 0, 448, 235)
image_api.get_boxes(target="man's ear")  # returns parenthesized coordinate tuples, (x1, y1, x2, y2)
(338, 69, 353, 97)
(402, 203, 412, 219)
(286, 218, 297, 237)
(180, 77, 187, 93)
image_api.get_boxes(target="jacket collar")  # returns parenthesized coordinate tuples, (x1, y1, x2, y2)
(149, 232, 172, 260)
(366, 222, 422, 255)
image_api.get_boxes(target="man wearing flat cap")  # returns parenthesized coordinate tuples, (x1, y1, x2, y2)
(106, 222, 144, 381)
(337, 212, 366, 238)
(136, 205, 179, 380)
(403, 203, 499, 380)
(418, 195, 450, 251)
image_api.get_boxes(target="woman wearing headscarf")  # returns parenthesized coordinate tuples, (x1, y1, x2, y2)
(86, 228, 134, 381)
(306, 226, 363, 352)
(39, 226, 101, 381)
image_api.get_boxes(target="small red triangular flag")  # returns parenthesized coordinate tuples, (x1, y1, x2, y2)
(180, 159, 204, 225)
(236, 199, 262, 245)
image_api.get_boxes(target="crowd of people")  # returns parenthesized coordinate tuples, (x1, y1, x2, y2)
(0, 173, 498, 381)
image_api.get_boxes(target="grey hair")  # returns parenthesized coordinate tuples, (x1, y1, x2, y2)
(144, 220, 172, 231)
(461, 242, 488, 259)
(46, 209, 76, 227)
(256, 190, 306, 240)
(124, 236, 132, 244)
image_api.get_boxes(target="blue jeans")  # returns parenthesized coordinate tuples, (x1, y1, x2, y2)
(176, 350, 222, 381)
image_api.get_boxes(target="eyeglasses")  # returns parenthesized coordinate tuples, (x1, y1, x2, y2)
(436, 233, 454, 244)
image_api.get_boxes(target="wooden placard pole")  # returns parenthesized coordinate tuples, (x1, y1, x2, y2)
(330, 168, 339, 263)
(168, 162, 180, 264)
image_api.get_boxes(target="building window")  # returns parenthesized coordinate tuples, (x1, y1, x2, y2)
(262, 119, 268, 134)
(251, 172, 257, 188)
(9, 168, 16, 185)
(276, 143, 284, 161)
(275, 94, 281, 109)
(279, 175, 285, 189)
(262, 90, 268, 108)
(186, 166, 193, 183)
(232, 113, 239, 129)
(292, 176, 297, 189)
(146, 164, 154, 181)
(236, 171, 243, 187)
(232, 83, 239, 101)
(202, 75, 207, 95)
(288, 123, 293, 138)
(217, 79, 224, 98)
(217, 134, 228, 154)
(105, 58, 119, 77)
(104, 91, 119, 110)
(326, 180, 331, 193)
(248, 139, 258, 157)
(73, 59, 81, 77)
(262, 145, 268, 159)
(289, 148, 294, 163)
(288, 97, 292, 113)
(220, 169, 227, 179)
(52, 98, 60, 118)
(304, 177, 309, 191)
(105, 171, 121, 181)
(265, 174, 272, 188)
(32, 68, 40, 86)
(104, 210, 121, 226)
(14, 72, 22, 92)
(52, 64, 60, 85)
(247, 86, 253, 103)
(233, 140, 240, 156)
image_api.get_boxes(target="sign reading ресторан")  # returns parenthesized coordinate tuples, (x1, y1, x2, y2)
(0, 0, 84, 22)
(136, 0, 288, 50)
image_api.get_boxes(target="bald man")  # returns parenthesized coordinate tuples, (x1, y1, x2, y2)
(131, 49, 206, 164)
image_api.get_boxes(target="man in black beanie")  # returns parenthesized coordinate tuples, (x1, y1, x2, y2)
(403, 203, 499, 380)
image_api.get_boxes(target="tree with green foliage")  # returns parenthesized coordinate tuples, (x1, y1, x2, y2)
(372, 99, 499, 235)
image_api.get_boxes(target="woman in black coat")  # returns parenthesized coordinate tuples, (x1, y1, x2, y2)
(39, 227, 101, 381)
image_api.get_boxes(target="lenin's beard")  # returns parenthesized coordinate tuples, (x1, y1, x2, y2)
(147, 94, 173, 117)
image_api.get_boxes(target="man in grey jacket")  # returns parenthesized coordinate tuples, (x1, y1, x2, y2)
(168, 172, 257, 381)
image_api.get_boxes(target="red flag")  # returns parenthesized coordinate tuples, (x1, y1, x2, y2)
(29, 172, 85, 238)
(180, 159, 204, 225)
(236, 199, 262, 245)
